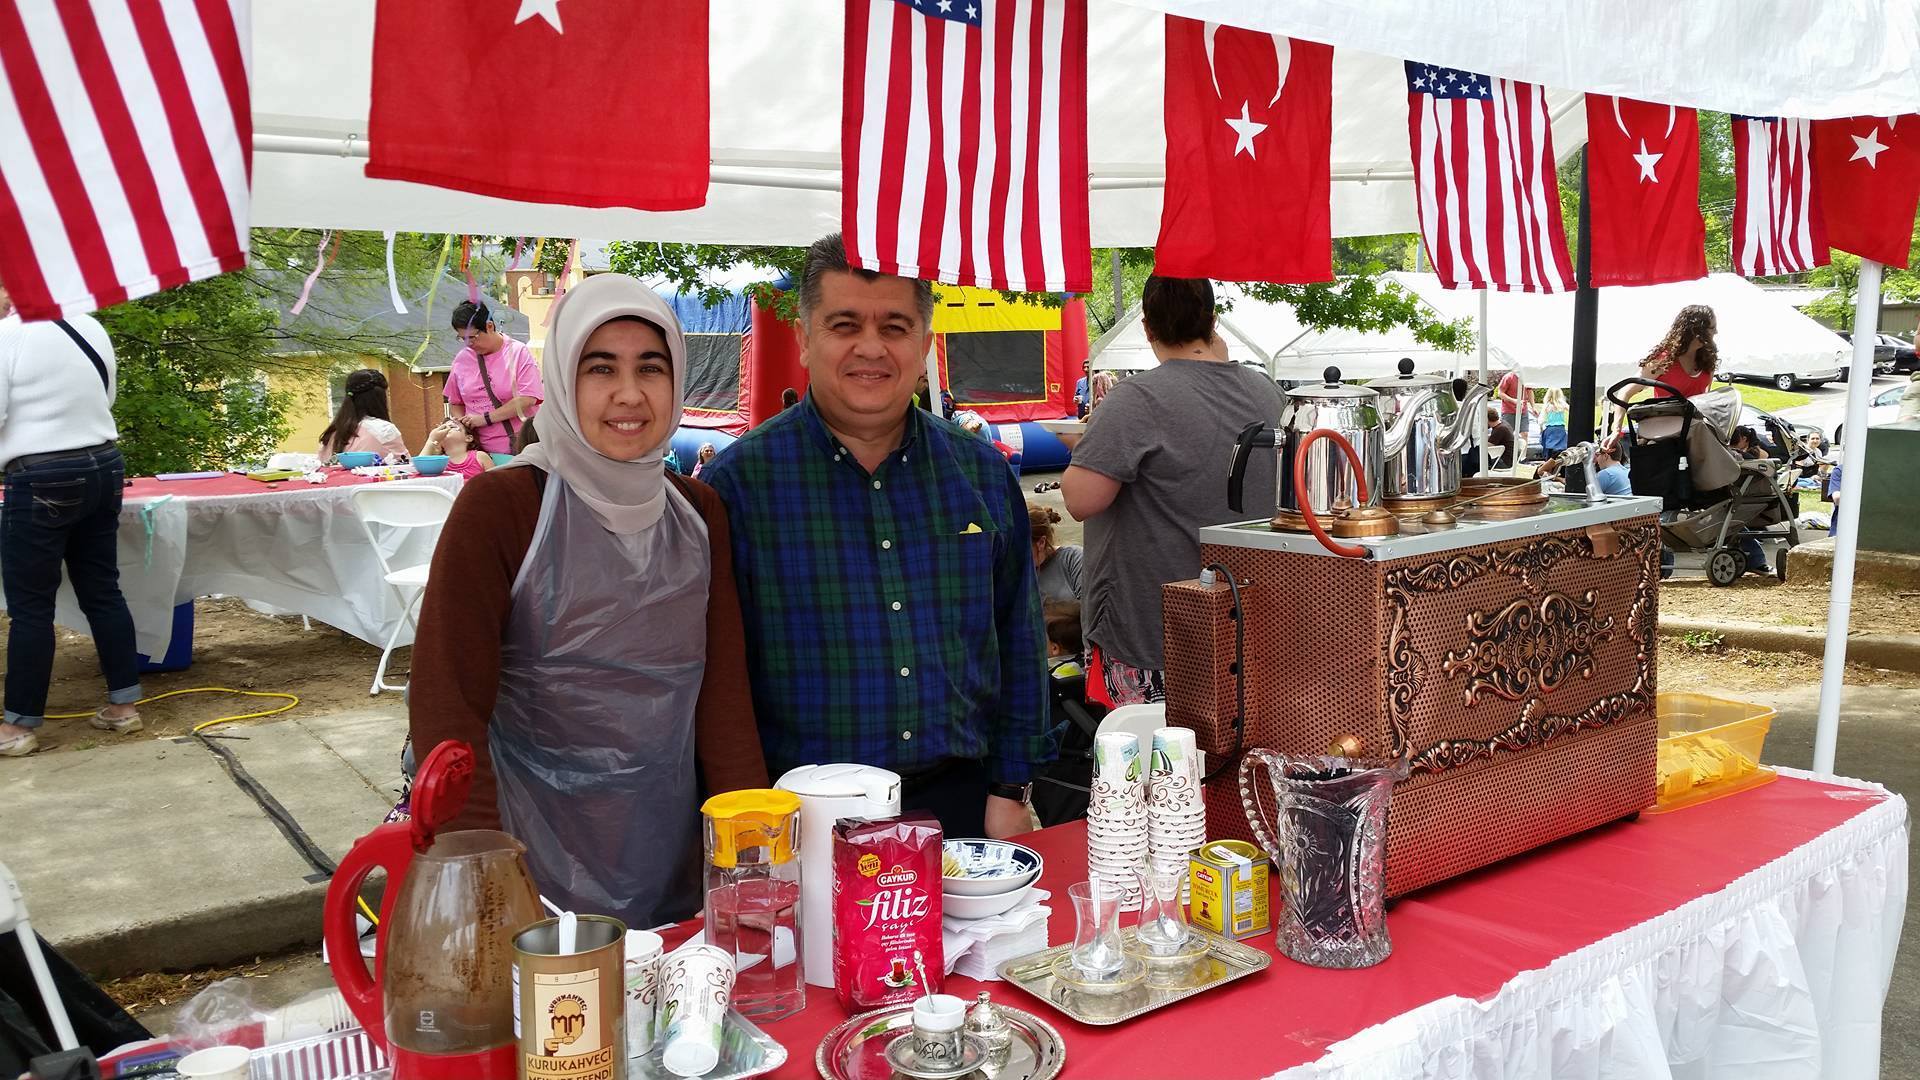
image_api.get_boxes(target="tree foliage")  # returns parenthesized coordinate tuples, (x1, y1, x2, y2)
(97, 271, 298, 475)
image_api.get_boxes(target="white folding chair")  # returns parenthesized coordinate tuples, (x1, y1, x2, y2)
(0, 861, 78, 1052)
(350, 486, 455, 695)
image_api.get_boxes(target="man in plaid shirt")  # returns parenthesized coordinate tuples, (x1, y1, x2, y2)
(704, 234, 1051, 839)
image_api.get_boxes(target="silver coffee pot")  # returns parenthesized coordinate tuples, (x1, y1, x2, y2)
(1366, 358, 1492, 505)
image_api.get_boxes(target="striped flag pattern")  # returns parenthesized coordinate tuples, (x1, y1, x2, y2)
(0, 0, 250, 322)
(1405, 62, 1573, 293)
(842, 0, 1091, 295)
(1731, 115, 1829, 276)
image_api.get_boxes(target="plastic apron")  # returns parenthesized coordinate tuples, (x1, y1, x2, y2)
(491, 474, 710, 927)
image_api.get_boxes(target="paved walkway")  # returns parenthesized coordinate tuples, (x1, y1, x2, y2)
(0, 707, 404, 977)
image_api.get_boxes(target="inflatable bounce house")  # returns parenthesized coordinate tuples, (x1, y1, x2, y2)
(667, 280, 1087, 473)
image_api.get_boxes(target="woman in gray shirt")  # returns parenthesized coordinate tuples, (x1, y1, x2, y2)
(1030, 504, 1084, 603)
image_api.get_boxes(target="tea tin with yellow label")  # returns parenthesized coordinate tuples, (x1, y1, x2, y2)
(1188, 840, 1269, 940)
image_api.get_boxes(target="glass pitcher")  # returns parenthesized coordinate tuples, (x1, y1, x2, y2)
(701, 790, 806, 1020)
(1238, 749, 1408, 969)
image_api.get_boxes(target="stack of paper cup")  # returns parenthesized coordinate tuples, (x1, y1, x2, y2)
(1087, 732, 1148, 910)
(1146, 728, 1207, 903)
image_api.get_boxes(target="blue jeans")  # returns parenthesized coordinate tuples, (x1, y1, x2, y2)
(2, 445, 142, 727)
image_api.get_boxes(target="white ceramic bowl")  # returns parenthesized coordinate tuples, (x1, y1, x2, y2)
(942, 839, 1045, 896)
(941, 883, 1034, 921)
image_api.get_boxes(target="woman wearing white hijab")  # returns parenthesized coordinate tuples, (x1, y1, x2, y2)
(410, 274, 767, 927)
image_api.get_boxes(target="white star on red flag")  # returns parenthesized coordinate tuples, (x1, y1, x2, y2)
(1632, 139, 1663, 183)
(1851, 126, 1890, 168)
(1224, 100, 1268, 159)
(515, 0, 563, 32)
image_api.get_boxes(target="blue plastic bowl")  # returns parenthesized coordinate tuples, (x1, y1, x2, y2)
(412, 455, 449, 476)
(335, 451, 379, 468)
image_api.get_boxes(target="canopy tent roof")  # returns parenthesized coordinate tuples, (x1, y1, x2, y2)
(1087, 272, 1849, 385)
(253, 0, 1588, 244)
(252, 0, 1920, 247)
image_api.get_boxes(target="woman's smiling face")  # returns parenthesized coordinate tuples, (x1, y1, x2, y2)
(574, 317, 674, 461)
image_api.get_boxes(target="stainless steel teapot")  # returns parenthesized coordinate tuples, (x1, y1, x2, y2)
(1228, 367, 1424, 526)
(1366, 359, 1492, 505)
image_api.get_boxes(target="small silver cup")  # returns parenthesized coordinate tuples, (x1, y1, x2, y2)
(910, 994, 967, 1064)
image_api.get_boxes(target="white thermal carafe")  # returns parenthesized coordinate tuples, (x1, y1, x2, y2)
(775, 763, 903, 988)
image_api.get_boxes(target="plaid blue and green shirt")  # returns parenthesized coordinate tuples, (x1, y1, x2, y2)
(704, 395, 1053, 785)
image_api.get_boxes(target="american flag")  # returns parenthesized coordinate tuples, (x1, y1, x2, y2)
(1731, 115, 1828, 276)
(1405, 62, 1573, 293)
(842, 0, 1090, 294)
(0, 0, 250, 322)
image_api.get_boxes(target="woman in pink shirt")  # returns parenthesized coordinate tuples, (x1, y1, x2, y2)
(317, 369, 410, 463)
(447, 300, 543, 457)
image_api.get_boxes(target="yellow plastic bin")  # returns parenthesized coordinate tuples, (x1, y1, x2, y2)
(1650, 692, 1777, 813)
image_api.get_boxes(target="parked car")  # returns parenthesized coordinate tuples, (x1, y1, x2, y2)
(1882, 333, 1919, 374)
(1834, 331, 1905, 377)
(1832, 382, 1911, 447)
(1721, 348, 1846, 391)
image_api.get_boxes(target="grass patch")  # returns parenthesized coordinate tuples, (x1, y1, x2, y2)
(1718, 383, 1812, 414)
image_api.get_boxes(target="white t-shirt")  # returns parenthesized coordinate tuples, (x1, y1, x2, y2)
(0, 312, 120, 470)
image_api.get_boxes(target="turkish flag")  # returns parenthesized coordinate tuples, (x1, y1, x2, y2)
(1583, 96, 1705, 287)
(1813, 116, 1920, 268)
(367, 0, 707, 210)
(1154, 17, 1332, 283)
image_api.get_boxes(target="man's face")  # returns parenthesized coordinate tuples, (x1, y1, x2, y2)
(800, 271, 930, 428)
(456, 319, 506, 356)
(0, 280, 11, 317)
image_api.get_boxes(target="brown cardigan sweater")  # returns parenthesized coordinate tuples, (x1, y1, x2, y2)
(409, 466, 768, 831)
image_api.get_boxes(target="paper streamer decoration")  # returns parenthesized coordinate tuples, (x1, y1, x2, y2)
(288, 231, 338, 317)
(543, 238, 580, 328)
(411, 234, 455, 365)
(383, 231, 408, 315)
(461, 235, 478, 303)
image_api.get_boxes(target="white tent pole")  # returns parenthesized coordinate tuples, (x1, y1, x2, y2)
(1476, 288, 1491, 469)
(1812, 258, 1884, 775)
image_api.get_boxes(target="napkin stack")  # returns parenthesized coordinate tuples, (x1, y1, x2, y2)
(942, 889, 1051, 980)
(1087, 732, 1149, 910)
(1146, 727, 1207, 903)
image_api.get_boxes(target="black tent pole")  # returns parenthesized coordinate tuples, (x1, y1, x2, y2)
(1566, 148, 1599, 494)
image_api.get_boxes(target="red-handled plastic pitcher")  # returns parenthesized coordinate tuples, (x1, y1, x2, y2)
(323, 741, 542, 1080)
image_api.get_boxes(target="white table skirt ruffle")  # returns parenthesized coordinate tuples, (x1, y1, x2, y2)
(1278, 770, 1908, 1080)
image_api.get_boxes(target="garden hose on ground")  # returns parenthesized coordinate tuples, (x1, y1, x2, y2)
(45, 686, 300, 732)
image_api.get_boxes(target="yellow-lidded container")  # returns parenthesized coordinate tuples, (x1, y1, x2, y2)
(1650, 692, 1777, 814)
(700, 789, 802, 867)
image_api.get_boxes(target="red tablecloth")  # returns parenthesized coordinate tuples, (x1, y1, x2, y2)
(124, 469, 397, 500)
(692, 774, 1892, 1078)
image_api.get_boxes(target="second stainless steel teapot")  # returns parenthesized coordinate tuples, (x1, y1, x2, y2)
(1367, 358, 1492, 505)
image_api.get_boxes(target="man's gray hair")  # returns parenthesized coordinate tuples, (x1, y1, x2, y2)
(796, 233, 936, 329)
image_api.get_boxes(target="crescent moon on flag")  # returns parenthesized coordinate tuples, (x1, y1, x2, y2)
(1612, 97, 1678, 141)
(1203, 22, 1291, 108)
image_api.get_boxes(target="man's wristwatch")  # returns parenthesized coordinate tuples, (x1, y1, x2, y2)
(482, 410, 493, 425)
(987, 781, 1031, 804)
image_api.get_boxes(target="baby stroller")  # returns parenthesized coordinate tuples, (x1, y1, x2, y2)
(1606, 377, 1802, 586)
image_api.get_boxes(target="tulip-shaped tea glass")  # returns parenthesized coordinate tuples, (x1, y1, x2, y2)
(1066, 879, 1127, 977)
(1133, 865, 1192, 956)
(1239, 749, 1409, 969)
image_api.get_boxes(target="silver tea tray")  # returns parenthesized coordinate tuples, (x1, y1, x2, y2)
(995, 927, 1271, 1026)
(232, 1011, 784, 1080)
(815, 998, 1065, 1080)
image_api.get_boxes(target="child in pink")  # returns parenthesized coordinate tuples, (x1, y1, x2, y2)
(422, 421, 492, 481)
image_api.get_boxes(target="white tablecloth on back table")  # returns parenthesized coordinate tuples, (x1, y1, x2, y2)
(10, 476, 461, 659)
